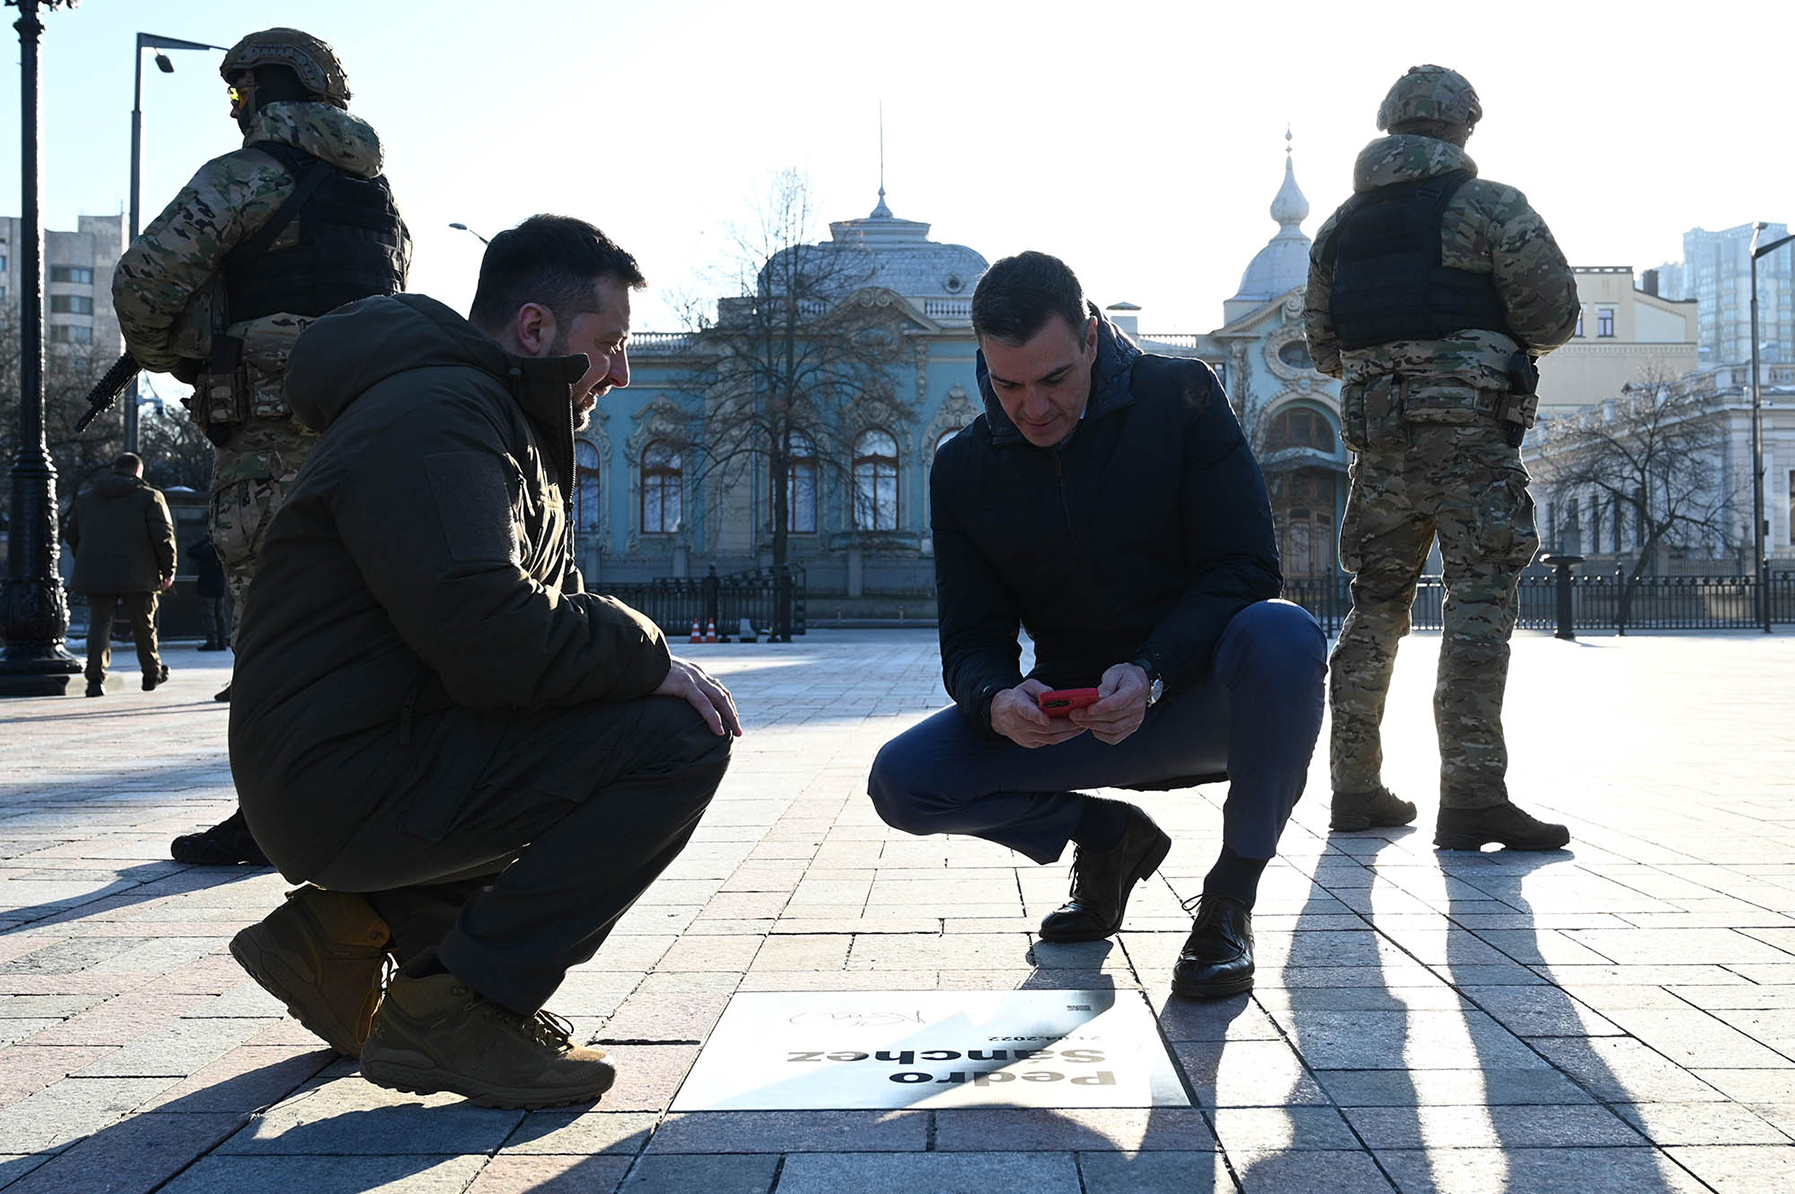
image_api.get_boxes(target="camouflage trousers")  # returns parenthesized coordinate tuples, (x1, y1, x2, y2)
(1328, 424, 1539, 810)
(210, 473, 300, 638)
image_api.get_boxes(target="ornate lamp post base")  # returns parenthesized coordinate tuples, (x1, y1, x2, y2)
(2, 0, 84, 697)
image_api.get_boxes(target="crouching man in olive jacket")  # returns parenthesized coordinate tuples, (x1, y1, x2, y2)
(227, 216, 739, 1108)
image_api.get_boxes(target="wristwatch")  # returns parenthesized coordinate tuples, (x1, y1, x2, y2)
(1131, 657, 1164, 707)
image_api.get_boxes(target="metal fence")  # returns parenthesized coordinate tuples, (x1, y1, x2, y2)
(594, 565, 806, 642)
(1285, 571, 1795, 636)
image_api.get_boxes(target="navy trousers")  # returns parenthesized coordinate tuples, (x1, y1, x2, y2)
(867, 600, 1327, 865)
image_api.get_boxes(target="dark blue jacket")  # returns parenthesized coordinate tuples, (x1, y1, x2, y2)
(930, 312, 1281, 736)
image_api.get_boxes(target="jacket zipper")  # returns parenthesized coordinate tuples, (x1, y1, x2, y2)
(1053, 450, 1109, 626)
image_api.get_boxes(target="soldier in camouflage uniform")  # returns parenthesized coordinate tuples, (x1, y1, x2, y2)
(1305, 66, 1579, 851)
(114, 28, 410, 865)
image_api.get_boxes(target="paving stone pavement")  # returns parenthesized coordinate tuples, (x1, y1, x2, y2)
(2, 629, 1793, 1193)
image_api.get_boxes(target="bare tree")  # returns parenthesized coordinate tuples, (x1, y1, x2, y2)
(2, 303, 214, 527)
(1532, 367, 1740, 632)
(679, 170, 912, 568)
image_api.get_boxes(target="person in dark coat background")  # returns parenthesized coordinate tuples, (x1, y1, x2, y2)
(190, 538, 232, 651)
(65, 453, 176, 697)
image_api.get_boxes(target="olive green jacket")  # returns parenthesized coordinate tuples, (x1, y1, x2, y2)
(229, 294, 669, 876)
(66, 473, 175, 595)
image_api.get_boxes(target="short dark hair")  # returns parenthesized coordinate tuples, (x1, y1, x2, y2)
(113, 452, 141, 474)
(970, 250, 1089, 345)
(468, 214, 646, 332)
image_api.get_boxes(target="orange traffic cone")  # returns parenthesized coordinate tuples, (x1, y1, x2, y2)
(689, 618, 702, 644)
(704, 619, 718, 643)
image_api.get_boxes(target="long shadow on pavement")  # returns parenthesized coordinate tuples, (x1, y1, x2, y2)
(1258, 832, 1699, 1193)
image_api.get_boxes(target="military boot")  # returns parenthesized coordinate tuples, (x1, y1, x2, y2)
(230, 886, 392, 1056)
(359, 972, 616, 1109)
(1435, 803, 1570, 852)
(171, 809, 269, 866)
(1330, 786, 1417, 832)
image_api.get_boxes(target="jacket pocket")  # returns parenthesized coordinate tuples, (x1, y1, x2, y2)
(1473, 466, 1541, 572)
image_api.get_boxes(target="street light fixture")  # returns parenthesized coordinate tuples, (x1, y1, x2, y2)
(127, 31, 228, 453)
(1, 0, 82, 697)
(449, 222, 491, 245)
(1748, 222, 1793, 634)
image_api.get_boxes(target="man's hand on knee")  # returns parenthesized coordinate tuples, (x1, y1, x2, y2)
(991, 679, 1087, 749)
(653, 657, 743, 737)
(1069, 663, 1149, 746)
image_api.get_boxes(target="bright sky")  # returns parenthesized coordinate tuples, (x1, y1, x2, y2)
(6, 0, 1786, 336)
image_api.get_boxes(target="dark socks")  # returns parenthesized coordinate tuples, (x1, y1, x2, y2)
(1202, 845, 1269, 909)
(1070, 796, 1132, 851)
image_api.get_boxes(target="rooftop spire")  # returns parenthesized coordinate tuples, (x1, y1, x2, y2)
(1270, 125, 1309, 228)
(870, 101, 893, 218)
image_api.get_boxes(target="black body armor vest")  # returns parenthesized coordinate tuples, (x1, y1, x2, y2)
(1324, 170, 1511, 351)
(223, 140, 407, 325)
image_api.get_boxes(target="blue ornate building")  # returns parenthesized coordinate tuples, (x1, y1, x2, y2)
(583, 150, 1345, 615)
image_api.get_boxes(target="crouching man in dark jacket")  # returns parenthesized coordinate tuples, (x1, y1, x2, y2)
(867, 252, 1325, 999)
(227, 216, 739, 1107)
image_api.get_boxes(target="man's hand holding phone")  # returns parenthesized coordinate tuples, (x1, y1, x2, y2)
(990, 679, 1088, 749)
(1066, 662, 1151, 745)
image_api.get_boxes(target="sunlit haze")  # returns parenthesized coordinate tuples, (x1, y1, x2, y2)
(7, 0, 1782, 338)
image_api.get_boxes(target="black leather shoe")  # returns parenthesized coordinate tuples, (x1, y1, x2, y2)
(85, 681, 104, 697)
(143, 663, 169, 692)
(171, 809, 270, 866)
(214, 682, 232, 703)
(1171, 894, 1254, 999)
(1435, 803, 1570, 851)
(1330, 786, 1417, 831)
(1038, 808, 1172, 943)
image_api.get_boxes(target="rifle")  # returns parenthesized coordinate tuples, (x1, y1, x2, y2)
(74, 352, 142, 435)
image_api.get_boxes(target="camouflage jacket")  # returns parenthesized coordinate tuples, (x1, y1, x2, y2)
(114, 101, 407, 375)
(1304, 135, 1578, 393)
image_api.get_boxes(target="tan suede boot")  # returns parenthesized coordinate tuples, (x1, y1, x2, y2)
(359, 972, 615, 1109)
(230, 886, 391, 1056)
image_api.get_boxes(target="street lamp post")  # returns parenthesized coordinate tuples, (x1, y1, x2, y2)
(448, 222, 491, 245)
(1, 0, 82, 697)
(127, 31, 227, 453)
(1749, 223, 1793, 635)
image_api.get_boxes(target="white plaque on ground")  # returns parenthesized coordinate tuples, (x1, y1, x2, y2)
(671, 989, 1190, 1110)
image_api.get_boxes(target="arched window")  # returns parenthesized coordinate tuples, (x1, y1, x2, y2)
(1267, 467, 1338, 578)
(574, 440, 601, 534)
(852, 428, 899, 531)
(771, 431, 817, 534)
(1266, 408, 1337, 453)
(934, 427, 965, 460)
(641, 441, 682, 534)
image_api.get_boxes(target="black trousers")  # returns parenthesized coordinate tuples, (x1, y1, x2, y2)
(84, 591, 160, 684)
(867, 600, 1328, 864)
(307, 695, 731, 1015)
(201, 596, 232, 648)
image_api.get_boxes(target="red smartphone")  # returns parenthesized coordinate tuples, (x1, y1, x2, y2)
(1037, 687, 1100, 717)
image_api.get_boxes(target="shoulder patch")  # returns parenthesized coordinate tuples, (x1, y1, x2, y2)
(423, 450, 523, 566)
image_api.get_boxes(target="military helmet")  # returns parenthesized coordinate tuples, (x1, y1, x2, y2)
(219, 28, 351, 109)
(1376, 64, 1481, 132)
